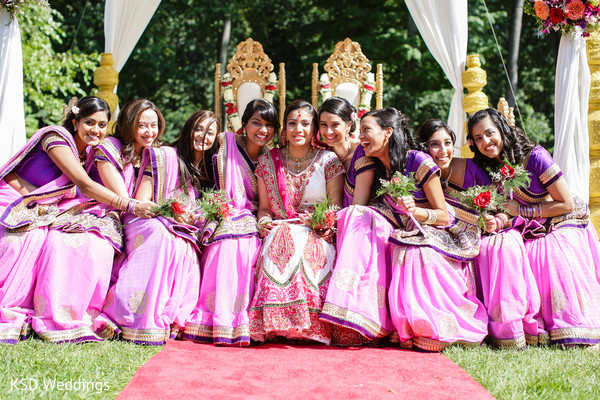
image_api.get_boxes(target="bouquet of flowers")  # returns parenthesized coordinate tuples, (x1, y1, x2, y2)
(487, 160, 531, 199)
(357, 72, 375, 119)
(263, 72, 278, 103)
(375, 171, 417, 198)
(221, 73, 242, 133)
(150, 198, 192, 223)
(308, 197, 340, 233)
(524, 0, 600, 37)
(197, 189, 231, 223)
(376, 171, 428, 235)
(458, 185, 508, 229)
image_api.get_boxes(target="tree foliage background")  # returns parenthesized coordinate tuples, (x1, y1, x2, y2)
(21, 0, 559, 151)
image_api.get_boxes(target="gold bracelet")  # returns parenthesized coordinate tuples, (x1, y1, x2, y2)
(423, 209, 437, 225)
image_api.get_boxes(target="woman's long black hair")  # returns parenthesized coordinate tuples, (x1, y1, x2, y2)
(172, 110, 220, 192)
(467, 108, 534, 170)
(362, 107, 416, 191)
(62, 96, 111, 135)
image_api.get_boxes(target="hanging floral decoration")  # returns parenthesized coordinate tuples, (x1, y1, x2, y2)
(1, 0, 48, 22)
(524, 0, 600, 37)
(221, 72, 242, 133)
(357, 73, 375, 119)
(263, 72, 278, 103)
(319, 74, 332, 102)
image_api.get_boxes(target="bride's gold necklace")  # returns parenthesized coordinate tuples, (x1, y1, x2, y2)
(286, 147, 313, 173)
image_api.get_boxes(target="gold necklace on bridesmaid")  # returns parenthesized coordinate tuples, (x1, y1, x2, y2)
(286, 147, 313, 173)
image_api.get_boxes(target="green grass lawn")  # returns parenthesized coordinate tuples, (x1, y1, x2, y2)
(1, 339, 599, 399)
(0, 339, 161, 399)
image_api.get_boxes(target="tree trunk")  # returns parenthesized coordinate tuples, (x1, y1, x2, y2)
(506, 0, 524, 107)
(218, 17, 231, 72)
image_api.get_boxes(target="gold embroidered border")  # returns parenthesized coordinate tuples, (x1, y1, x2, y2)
(0, 327, 22, 343)
(97, 321, 119, 340)
(412, 336, 481, 352)
(216, 133, 228, 191)
(448, 204, 479, 227)
(210, 214, 258, 239)
(96, 139, 124, 171)
(539, 163, 562, 186)
(415, 155, 438, 184)
(153, 147, 167, 202)
(491, 335, 527, 349)
(121, 327, 171, 344)
(512, 187, 551, 204)
(50, 210, 123, 249)
(354, 155, 375, 172)
(184, 323, 250, 341)
(550, 327, 600, 341)
(37, 325, 101, 343)
(41, 133, 68, 152)
(321, 303, 390, 338)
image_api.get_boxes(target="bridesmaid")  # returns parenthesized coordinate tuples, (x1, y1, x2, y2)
(317, 97, 394, 346)
(361, 108, 487, 351)
(184, 99, 279, 346)
(249, 99, 345, 344)
(99, 109, 218, 345)
(468, 108, 600, 347)
(0, 96, 153, 344)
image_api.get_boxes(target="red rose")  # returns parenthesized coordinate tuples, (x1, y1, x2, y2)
(357, 109, 368, 119)
(326, 211, 335, 228)
(500, 164, 515, 179)
(549, 7, 565, 24)
(473, 191, 492, 208)
(391, 176, 401, 183)
(225, 106, 237, 116)
(220, 204, 230, 218)
(321, 83, 331, 89)
(363, 84, 375, 91)
(265, 84, 277, 91)
(221, 81, 232, 87)
(171, 201, 185, 216)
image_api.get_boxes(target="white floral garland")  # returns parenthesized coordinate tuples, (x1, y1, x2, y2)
(221, 72, 242, 133)
(358, 72, 375, 118)
(319, 73, 332, 101)
(263, 72, 278, 103)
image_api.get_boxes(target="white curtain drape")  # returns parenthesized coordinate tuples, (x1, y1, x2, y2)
(0, 9, 26, 166)
(553, 33, 590, 202)
(404, 0, 468, 156)
(104, 0, 161, 73)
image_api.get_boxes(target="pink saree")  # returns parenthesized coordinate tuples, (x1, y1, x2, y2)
(31, 136, 126, 343)
(99, 146, 202, 345)
(184, 132, 261, 346)
(0, 126, 82, 344)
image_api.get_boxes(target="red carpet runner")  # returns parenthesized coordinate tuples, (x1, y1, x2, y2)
(117, 340, 495, 399)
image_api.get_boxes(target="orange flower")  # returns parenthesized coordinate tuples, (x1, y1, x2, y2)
(534, 0, 550, 20)
(566, 0, 586, 20)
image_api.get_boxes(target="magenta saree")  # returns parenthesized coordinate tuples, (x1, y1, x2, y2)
(184, 132, 261, 346)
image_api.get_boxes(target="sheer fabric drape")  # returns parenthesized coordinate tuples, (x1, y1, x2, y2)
(404, 0, 468, 155)
(0, 9, 26, 165)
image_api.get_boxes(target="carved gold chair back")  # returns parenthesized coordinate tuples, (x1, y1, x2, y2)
(214, 38, 286, 132)
(311, 37, 383, 113)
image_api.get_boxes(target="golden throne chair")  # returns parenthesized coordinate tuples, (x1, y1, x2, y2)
(311, 37, 383, 117)
(214, 38, 286, 132)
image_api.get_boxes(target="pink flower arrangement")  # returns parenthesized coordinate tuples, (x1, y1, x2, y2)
(525, 0, 600, 37)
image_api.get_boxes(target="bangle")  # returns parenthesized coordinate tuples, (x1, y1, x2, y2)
(494, 216, 504, 230)
(127, 199, 138, 214)
(109, 194, 118, 208)
(423, 209, 437, 225)
(496, 213, 508, 228)
(258, 215, 272, 224)
(537, 204, 542, 218)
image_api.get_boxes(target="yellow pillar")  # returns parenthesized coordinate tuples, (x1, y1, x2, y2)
(586, 32, 600, 235)
(93, 53, 119, 121)
(461, 54, 489, 157)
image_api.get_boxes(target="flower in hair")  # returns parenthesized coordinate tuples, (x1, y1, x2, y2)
(350, 111, 357, 121)
(72, 106, 80, 115)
